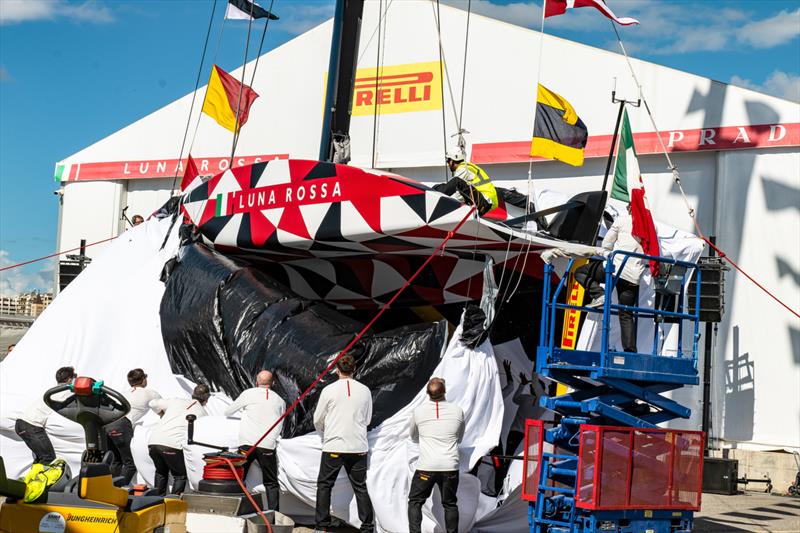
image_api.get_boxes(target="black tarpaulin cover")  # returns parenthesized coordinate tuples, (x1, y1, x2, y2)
(160, 243, 446, 437)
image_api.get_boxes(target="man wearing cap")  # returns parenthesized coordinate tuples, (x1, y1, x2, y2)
(433, 146, 498, 215)
(408, 377, 465, 533)
(225, 370, 285, 510)
(313, 354, 374, 533)
(147, 384, 209, 495)
(105, 368, 161, 485)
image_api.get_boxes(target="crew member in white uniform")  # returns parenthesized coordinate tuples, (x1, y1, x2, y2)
(408, 377, 465, 533)
(104, 368, 161, 485)
(15, 366, 76, 465)
(147, 384, 209, 495)
(313, 354, 374, 533)
(225, 370, 285, 510)
(575, 206, 646, 352)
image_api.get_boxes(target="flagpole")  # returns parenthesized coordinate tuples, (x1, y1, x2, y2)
(601, 89, 639, 192)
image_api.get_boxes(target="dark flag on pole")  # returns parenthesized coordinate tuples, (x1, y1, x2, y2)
(530, 84, 588, 167)
(225, 0, 279, 21)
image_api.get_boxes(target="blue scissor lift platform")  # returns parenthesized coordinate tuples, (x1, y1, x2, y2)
(524, 251, 706, 533)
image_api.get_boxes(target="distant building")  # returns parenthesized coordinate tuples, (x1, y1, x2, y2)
(0, 292, 54, 318)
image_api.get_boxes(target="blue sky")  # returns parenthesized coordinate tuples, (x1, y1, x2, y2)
(1, 0, 798, 294)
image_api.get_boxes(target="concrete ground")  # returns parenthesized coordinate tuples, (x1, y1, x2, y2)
(292, 492, 800, 532)
(694, 492, 800, 532)
(2, 492, 798, 531)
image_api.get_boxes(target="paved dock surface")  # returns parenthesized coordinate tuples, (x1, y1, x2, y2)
(695, 492, 800, 532)
(290, 493, 800, 531)
(3, 492, 799, 531)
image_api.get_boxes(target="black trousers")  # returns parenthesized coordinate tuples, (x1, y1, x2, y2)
(408, 470, 459, 533)
(105, 417, 136, 485)
(433, 178, 494, 215)
(315, 451, 374, 532)
(15, 419, 56, 464)
(148, 444, 187, 495)
(239, 445, 280, 511)
(574, 259, 640, 352)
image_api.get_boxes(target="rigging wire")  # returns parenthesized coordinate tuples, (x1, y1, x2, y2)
(231, 0, 277, 160)
(371, 0, 384, 168)
(456, 0, 471, 142)
(610, 22, 800, 320)
(170, 0, 218, 193)
(188, 2, 229, 157)
(434, 0, 449, 182)
(229, 0, 257, 165)
(491, 6, 548, 318)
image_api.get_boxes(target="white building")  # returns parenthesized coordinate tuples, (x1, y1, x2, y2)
(54, 2, 799, 454)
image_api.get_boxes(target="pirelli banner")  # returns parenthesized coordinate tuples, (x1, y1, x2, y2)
(350, 61, 443, 116)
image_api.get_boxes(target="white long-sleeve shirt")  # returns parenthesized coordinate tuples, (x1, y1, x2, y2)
(124, 387, 162, 425)
(410, 399, 465, 472)
(224, 386, 285, 450)
(18, 390, 71, 427)
(148, 398, 207, 449)
(602, 212, 645, 284)
(313, 378, 372, 453)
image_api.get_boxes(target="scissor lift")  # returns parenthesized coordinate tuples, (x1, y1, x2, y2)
(523, 251, 706, 533)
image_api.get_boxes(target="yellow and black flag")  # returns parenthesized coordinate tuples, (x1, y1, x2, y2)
(530, 84, 588, 166)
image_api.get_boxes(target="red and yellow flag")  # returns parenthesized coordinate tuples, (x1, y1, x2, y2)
(202, 65, 259, 133)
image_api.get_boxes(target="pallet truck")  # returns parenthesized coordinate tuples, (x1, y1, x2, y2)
(0, 376, 187, 532)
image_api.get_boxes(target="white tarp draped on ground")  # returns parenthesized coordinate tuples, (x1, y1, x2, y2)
(0, 217, 186, 479)
(0, 216, 532, 531)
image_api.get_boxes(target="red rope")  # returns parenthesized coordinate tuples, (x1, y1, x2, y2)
(0, 236, 118, 272)
(211, 207, 476, 469)
(221, 456, 272, 533)
(702, 236, 799, 320)
(203, 462, 244, 479)
(216, 207, 476, 532)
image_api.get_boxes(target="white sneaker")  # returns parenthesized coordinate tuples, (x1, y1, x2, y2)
(586, 295, 605, 308)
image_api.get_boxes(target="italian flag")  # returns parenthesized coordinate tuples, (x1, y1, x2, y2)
(610, 109, 660, 275)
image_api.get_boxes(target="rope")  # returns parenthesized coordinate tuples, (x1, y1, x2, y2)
(456, 0, 471, 137)
(221, 456, 272, 533)
(229, 0, 257, 165)
(209, 207, 476, 466)
(371, 0, 384, 168)
(703, 237, 800, 319)
(188, 10, 228, 156)
(434, 0, 449, 182)
(0, 236, 118, 273)
(231, 0, 277, 160)
(610, 22, 800, 320)
(170, 0, 218, 193)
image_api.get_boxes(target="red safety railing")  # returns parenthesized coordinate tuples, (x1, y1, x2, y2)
(521, 419, 545, 502)
(575, 425, 704, 511)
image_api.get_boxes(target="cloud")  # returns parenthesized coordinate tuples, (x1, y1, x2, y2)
(0, 66, 10, 82)
(730, 70, 800, 103)
(441, 0, 799, 55)
(0, 251, 55, 296)
(0, 0, 114, 25)
(273, 3, 334, 36)
(738, 8, 800, 49)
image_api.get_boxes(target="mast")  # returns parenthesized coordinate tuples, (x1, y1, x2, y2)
(319, 0, 365, 164)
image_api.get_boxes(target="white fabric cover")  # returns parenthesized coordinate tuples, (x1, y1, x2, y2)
(0, 216, 530, 531)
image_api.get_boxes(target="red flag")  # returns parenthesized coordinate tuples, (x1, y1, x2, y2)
(545, 0, 640, 26)
(180, 155, 200, 192)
